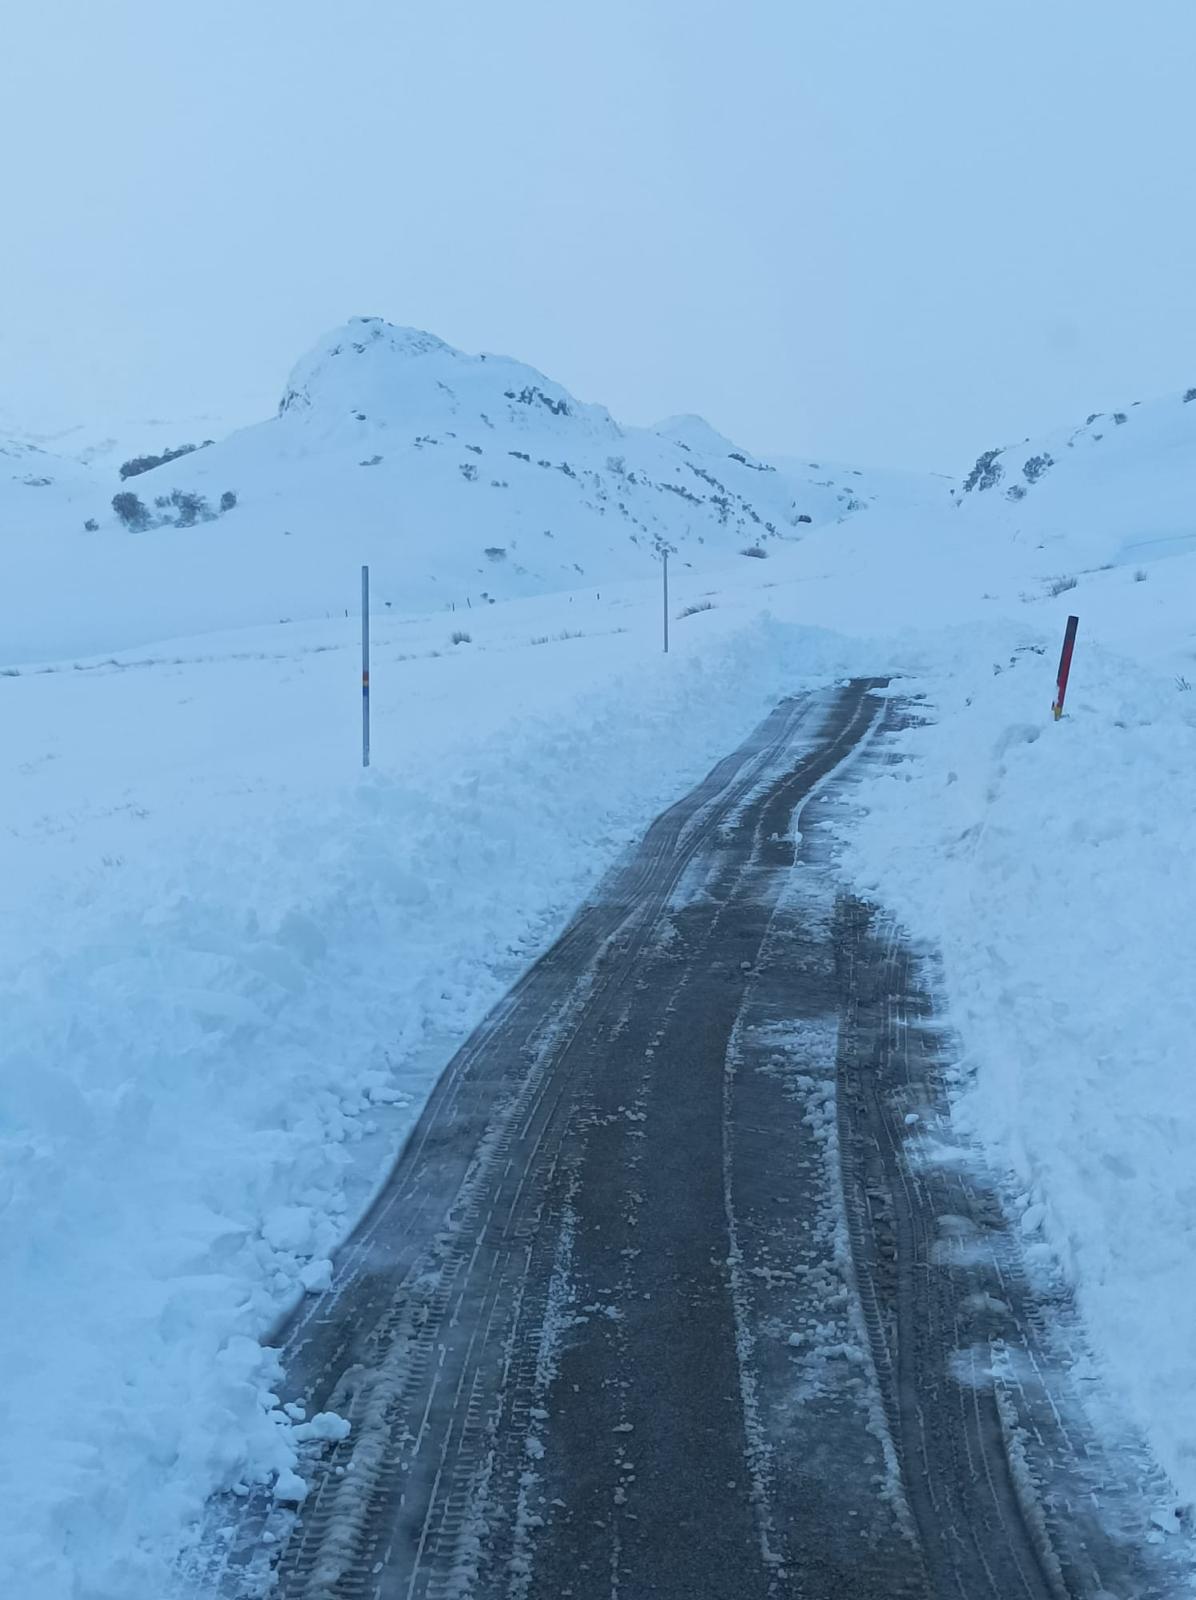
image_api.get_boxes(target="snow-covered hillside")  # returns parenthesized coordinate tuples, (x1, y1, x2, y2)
(1, 318, 936, 662)
(953, 382, 1196, 576)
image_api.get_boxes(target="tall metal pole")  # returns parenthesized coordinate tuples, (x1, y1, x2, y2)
(662, 549, 669, 654)
(361, 564, 371, 767)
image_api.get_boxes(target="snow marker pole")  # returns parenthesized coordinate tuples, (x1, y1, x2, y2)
(361, 564, 371, 767)
(1052, 613, 1078, 721)
(662, 549, 669, 654)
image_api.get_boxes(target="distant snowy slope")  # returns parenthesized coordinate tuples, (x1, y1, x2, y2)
(0, 402, 257, 473)
(1, 319, 919, 660)
(953, 384, 1196, 573)
(772, 452, 953, 520)
(0, 436, 100, 537)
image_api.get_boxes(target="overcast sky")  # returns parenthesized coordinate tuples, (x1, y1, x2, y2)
(2, 0, 1194, 471)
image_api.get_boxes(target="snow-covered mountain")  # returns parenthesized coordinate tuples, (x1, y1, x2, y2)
(83, 318, 893, 586)
(953, 383, 1196, 574)
(3, 318, 932, 661)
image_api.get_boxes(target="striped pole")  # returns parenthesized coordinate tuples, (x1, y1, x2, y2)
(361, 564, 371, 767)
(1052, 613, 1078, 721)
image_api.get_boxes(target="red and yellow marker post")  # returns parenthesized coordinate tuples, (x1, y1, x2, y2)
(1052, 614, 1079, 721)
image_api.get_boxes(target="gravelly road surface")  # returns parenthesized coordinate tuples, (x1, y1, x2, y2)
(192, 681, 1184, 1600)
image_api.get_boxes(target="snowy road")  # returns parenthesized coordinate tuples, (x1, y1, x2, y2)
(198, 681, 1178, 1600)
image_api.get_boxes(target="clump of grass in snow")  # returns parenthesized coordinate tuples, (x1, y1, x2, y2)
(530, 629, 585, 646)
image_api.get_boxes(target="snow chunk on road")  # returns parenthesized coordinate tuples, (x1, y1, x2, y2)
(1019, 1203, 1046, 1237)
(299, 1258, 334, 1294)
(273, 1469, 309, 1504)
(263, 1205, 316, 1254)
(293, 1411, 351, 1445)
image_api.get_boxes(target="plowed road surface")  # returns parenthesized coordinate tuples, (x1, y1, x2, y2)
(198, 682, 1178, 1600)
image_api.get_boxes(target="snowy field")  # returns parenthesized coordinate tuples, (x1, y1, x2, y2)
(6, 335, 1196, 1592)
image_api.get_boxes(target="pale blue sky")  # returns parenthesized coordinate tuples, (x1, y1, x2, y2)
(2, 0, 1194, 470)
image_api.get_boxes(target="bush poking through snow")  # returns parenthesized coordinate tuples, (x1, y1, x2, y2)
(961, 448, 1005, 494)
(169, 490, 214, 528)
(740, 544, 768, 559)
(679, 600, 715, 617)
(1047, 575, 1078, 597)
(1133, 568, 1149, 582)
(111, 487, 239, 532)
(119, 441, 212, 480)
(451, 631, 472, 645)
(112, 491, 153, 531)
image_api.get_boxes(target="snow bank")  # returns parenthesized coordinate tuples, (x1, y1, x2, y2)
(845, 575, 1196, 1510)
